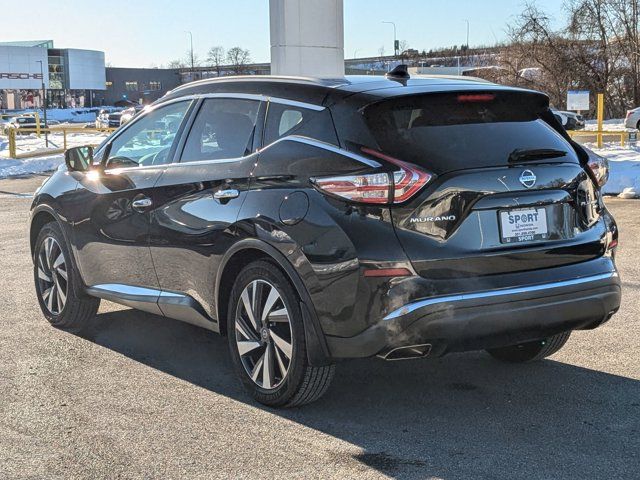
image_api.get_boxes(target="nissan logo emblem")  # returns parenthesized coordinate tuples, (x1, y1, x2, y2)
(519, 170, 537, 188)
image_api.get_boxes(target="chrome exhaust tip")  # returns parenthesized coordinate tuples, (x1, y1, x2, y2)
(378, 344, 432, 361)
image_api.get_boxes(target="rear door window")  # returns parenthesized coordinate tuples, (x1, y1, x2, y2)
(264, 102, 338, 146)
(180, 98, 260, 162)
(360, 91, 579, 174)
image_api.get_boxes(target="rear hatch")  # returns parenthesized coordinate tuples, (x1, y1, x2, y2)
(359, 90, 606, 279)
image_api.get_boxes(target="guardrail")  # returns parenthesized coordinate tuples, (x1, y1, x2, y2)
(567, 129, 637, 148)
(5, 126, 116, 159)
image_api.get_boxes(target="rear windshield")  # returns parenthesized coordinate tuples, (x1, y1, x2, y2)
(362, 92, 578, 174)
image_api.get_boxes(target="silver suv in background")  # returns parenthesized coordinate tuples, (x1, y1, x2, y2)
(624, 107, 640, 130)
(119, 105, 145, 126)
(95, 108, 123, 129)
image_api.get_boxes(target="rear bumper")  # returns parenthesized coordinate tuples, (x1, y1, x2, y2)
(326, 271, 621, 359)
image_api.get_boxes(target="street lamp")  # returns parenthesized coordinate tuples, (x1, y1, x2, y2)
(464, 19, 470, 49)
(36, 60, 48, 147)
(185, 31, 195, 78)
(382, 21, 398, 58)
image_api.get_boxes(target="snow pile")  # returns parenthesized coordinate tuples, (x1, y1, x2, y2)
(0, 153, 63, 178)
(618, 187, 637, 198)
(591, 144, 640, 195)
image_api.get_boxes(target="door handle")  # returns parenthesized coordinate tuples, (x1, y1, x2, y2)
(131, 196, 153, 212)
(214, 189, 240, 200)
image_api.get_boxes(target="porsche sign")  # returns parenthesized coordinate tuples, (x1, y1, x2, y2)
(0, 73, 43, 80)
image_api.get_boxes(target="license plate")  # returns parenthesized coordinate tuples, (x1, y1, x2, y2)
(499, 208, 548, 244)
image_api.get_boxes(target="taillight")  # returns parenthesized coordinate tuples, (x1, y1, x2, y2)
(311, 149, 432, 205)
(312, 173, 391, 204)
(587, 153, 609, 187)
(362, 148, 432, 203)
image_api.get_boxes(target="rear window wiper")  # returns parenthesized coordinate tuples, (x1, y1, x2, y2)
(509, 148, 567, 163)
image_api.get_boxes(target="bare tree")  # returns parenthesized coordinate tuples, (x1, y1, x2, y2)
(377, 45, 387, 70)
(207, 46, 226, 77)
(167, 59, 187, 69)
(226, 47, 251, 74)
(503, 1, 640, 117)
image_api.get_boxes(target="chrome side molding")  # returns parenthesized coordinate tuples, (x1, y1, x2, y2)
(384, 272, 619, 321)
(86, 284, 217, 332)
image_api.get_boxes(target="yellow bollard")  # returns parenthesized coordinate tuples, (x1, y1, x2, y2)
(34, 111, 41, 138)
(8, 129, 16, 158)
(597, 93, 604, 148)
(63, 129, 67, 150)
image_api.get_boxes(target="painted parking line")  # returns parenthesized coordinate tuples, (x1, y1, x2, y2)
(0, 191, 34, 198)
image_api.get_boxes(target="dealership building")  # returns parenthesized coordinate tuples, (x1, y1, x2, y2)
(0, 40, 182, 110)
(0, 40, 106, 109)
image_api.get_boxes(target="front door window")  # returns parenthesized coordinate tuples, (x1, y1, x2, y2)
(106, 101, 191, 169)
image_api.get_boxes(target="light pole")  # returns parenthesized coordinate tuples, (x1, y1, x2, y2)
(353, 49, 360, 59)
(464, 19, 470, 49)
(36, 60, 48, 147)
(382, 21, 398, 58)
(185, 31, 195, 79)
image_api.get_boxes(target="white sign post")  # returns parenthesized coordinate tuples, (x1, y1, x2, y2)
(567, 90, 590, 111)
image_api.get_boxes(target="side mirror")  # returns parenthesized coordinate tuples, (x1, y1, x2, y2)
(65, 146, 93, 172)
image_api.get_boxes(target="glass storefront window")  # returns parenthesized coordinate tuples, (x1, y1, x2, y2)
(48, 55, 65, 90)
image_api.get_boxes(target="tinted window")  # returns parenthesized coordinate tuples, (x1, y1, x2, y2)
(359, 92, 579, 174)
(106, 101, 190, 169)
(180, 98, 260, 162)
(264, 103, 337, 146)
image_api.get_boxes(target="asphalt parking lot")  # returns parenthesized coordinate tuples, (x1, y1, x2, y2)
(1, 175, 638, 480)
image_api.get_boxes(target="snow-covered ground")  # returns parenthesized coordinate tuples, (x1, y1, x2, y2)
(584, 118, 630, 131)
(589, 144, 640, 195)
(0, 130, 108, 157)
(2, 107, 103, 124)
(0, 130, 109, 178)
(0, 120, 638, 197)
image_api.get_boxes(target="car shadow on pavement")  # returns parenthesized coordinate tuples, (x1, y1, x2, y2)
(80, 307, 640, 480)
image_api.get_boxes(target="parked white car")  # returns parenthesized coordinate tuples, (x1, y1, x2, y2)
(624, 107, 640, 129)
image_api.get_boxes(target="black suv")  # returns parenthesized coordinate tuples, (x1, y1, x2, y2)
(30, 72, 621, 407)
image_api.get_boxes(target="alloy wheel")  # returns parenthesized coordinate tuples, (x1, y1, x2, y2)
(234, 279, 293, 390)
(37, 236, 68, 315)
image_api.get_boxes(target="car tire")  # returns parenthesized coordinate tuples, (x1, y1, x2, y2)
(486, 331, 571, 363)
(227, 260, 335, 407)
(636, 120, 640, 131)
(33, 222, 100, 333)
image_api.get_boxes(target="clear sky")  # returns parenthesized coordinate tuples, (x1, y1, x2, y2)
(0, 0, 565, 67)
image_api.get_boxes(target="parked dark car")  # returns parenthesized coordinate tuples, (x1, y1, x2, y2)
(29, 72, 620, 407)
(552, 108, 586, 130)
